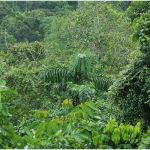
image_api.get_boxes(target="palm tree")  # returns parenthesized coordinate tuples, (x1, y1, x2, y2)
(40, 53, 112, 104)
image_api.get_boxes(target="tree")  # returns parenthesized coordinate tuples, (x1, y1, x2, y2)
(6, 1, 75, 12)
(0, 2, 13, 22)
(0, 29, 16, 51)
(126, 1, 150, 21)
(0, 80, 21, 148)
(1, 10, 45, 42)
(41, 53, 112, 105)
(43, 2, 136, 75)
(109, 4, 150, 125)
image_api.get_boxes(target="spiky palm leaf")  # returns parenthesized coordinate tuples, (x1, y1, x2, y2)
(40, 54, 113, 92)
(90, 77, 113, 91)
(40, 68, 72, 83)
(70, 54, 93, 82)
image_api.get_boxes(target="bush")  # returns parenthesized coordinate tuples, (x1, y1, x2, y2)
(18, 104, 143, 149)
(67, 82, 96, 105)
(9, 41, 46, 63)
(93, 118, 141, 149)
(139, 129, 150, 149)
(109, 8, 150, 125)
(0, 80, 21, 148)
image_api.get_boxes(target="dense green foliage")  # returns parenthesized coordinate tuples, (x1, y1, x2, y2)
(0, 1, 150, 149)
(109, 2, 150, 125)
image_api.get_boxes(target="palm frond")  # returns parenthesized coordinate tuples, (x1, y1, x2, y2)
(70, 54, 93, 82)
(40, 68, 72, 83)
(90, 77, 113, 91)
(67, 82, 95, 101)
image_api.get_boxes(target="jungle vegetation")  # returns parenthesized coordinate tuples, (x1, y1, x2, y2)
(0, 1, 150, 149)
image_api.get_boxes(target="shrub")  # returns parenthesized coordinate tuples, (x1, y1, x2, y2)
(93, 118, 141, 149)
(139, 129, 150, 149)
(9, 41, 45, 63)
(109, 9, 150, 125)
(0, 80, 21, 148)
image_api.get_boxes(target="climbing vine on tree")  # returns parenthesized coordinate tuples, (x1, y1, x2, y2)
(109, 6, 150, 125)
